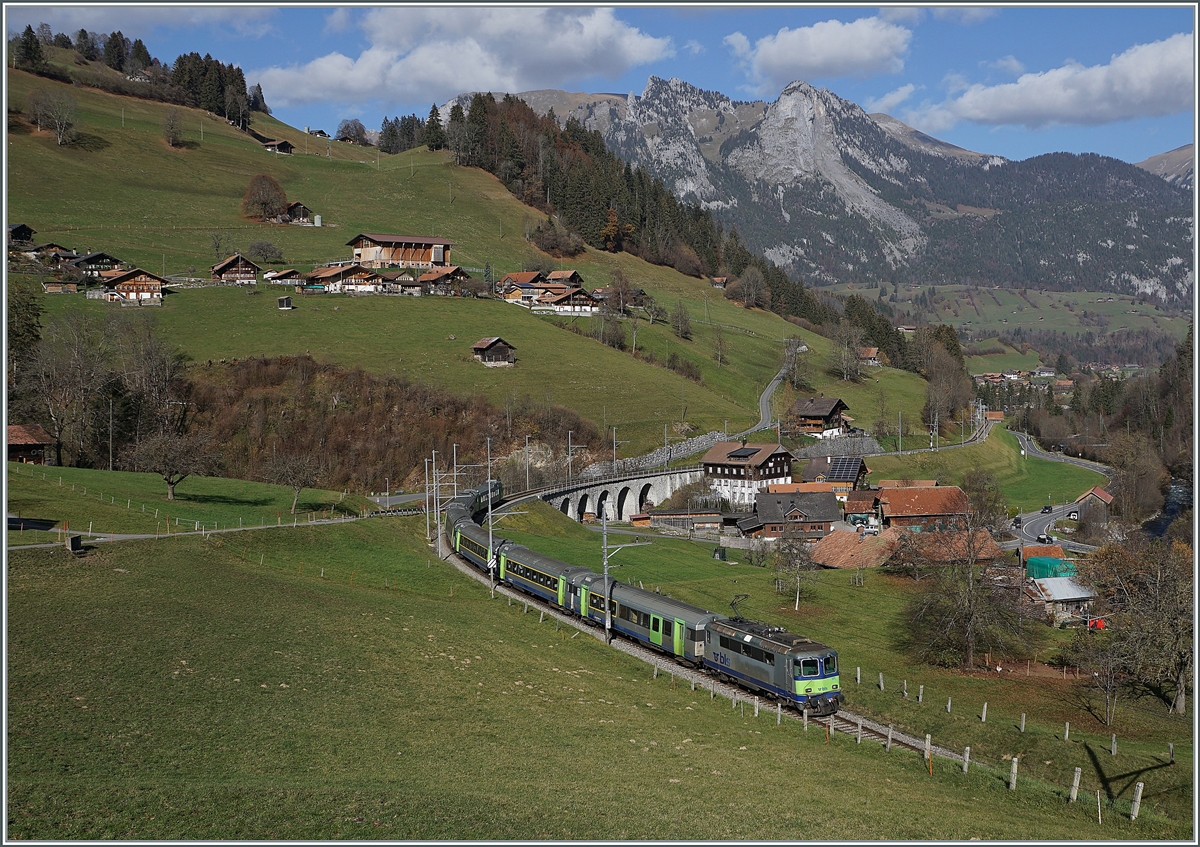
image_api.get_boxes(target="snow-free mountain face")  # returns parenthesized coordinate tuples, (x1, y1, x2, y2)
(1135, 144, 1194, 193)
(463, 77, 1193, 302)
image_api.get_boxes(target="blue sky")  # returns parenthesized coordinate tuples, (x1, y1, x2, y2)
(5, 4, 1196, 164)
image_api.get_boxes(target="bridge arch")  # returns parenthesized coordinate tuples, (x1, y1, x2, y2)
(616, 486, 632, 521)
(639, 483, 654, 512)
(596, 490, 611, 522)
(577, 493, 589, 522)
(560, 497, 571, 518)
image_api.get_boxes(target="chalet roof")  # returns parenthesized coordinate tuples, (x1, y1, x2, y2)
(419, 265, 468, 283)
(376, 269, 417, 282)
(543, 287, 597, 304)
(308, 264, 378, 280)
(7, 423, 53, 445)
(766, 482, 837, 495)
(899, 529, 1006, 563)
(500, 271, 545, 285)
(1075, 486, 1114, 505)
(844, 489, 879, 511)
(264, 268, 300, 278)
(877, 479, 938, 488)
(877, 485, 968, 518)
(29, 242, 74, 253)
(985, 411, 1005, 421)
(211, 253, 262, 274)
(346, 233, 454, 247)
(811, 528, 903, 569)
(701, 441, 794, 468)
(857, 347, 879, 358)
(547, 270, 582, 281)
(106, 268, 167, 287)
(472, 337, 514, 351)
(791, 396, 848, 417)
(754, 491, 842, 525)
(800, 456, 868, 483)
(67, 251, 122, 266)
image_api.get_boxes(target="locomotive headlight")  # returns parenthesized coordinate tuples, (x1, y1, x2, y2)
(804, 688, 812, 693)
(832, 684, 838, 689)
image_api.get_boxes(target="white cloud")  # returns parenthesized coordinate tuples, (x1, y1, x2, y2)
(931, 8, 997, 25)
(865, 84, 916, 114)
(986, 55, 1025, 76)
(723, 31, 750, 58)
(684, 39, 704, 57)
(904, 33, 1195, 132)
(878, 7, 924, 25)
(324, 8, 352, 34)
(251, 7, 671, 109)
(735, 17, 912, 93)
(4, 6, 277, 39)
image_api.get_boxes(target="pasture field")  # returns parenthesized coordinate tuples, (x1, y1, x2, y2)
(6, 461, 375, 545)
(12, 66, 932, 455)
(496, 502, 1193, 829)
(6, 503, 1189, 838)
(820, 281, 1190, 343)
(963, 340, 1043, 376)
(858, 425, 1107, 512)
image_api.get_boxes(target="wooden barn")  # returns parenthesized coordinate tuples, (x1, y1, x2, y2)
(7, 424, 53, 464)
(346, 234, 454, 268)
(472, 337, 515, 366)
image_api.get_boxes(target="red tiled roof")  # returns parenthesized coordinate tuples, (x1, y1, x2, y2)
(985, 411, 1005, 421)
(878, 486, 968, 518)
(501, 271, 544, 285)
(767, 482, 836, 494)
(1075, 486, 1114, 505)
(1021, 544, 1066, 561)
(877, 479, 938, 488)
(471, 337, 513, 351)
(901, 530, 1006, 563)
(346, 234, 454, 247)
(7, 424, 53, 445)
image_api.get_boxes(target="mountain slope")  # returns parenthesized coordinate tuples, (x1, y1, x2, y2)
(1135, 143, 1194, 192)
(540, 76, 1192, 301)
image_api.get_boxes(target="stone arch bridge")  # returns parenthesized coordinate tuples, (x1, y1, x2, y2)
(533, 466, 704, 523)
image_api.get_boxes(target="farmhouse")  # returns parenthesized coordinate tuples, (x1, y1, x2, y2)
(542, 287, 601, 314)
(25, 243, 78, 264)
(264, 268, 302, 283)
(787, 396, 849, 438)
(856, 347, 881, 367)
(377, 270, 424, 295)
(346, 234, 453, 268)
(877, 485, 970, 531)
(419, 265, 473, 294)
(471, 337, 516, 366)
(263, 139, 295, 155)
(7, 424, 53, 464)
(798, 456, 869, 497)
(702, 441, 795, 508)
(101, 268, 166, 303)
(307, 264, 382, 293)
(546, 270, 584, 286)
(285, 201, 313, 223)
(8, 223, 35, 244)
(738, 491, 842, 541)
(211, 253, 261, 284)
(66, 251, 125, 278)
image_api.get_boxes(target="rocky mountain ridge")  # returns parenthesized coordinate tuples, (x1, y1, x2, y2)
(450, 77, 1193, 302)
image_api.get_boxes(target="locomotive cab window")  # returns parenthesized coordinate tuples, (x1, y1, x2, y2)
(798, 658, 820, 678)
(823, 655, 837, 675)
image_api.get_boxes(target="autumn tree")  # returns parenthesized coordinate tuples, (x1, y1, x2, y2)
(735, 265, 768, 310)
(241, 174, 288, 220)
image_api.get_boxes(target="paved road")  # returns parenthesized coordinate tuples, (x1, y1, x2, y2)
(735, 361, 789, 439)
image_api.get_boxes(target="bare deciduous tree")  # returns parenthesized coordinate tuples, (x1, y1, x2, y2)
(712, 324, 727, 368)
(670, 300, 692, 340)
(162, 107, 184, 147)
(125, 430, 220, 500)
(28, 88, 77, 145)
(774, 528, 820, 610)
(265, 451, 322, 514)
(828, 319, 864, 382)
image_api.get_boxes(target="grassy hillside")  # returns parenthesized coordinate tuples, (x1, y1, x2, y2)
(12, 67, 931, 455)
(7, 501, 1189, 838)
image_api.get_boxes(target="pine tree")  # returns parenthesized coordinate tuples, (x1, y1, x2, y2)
(16, 25, 45, 72)
(103, 30, 126, 71)
(422, 104, 445, 150)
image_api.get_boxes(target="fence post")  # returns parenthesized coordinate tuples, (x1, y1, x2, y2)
(1169, 742, 1175, 764)
(1069, 767, 1081, 802)
(879, 672, 884, 691)
(918, 684, 924, 703)
(1009, 757, 1018, 790)
(981, 701, 988, 723)
(856, 717, 863, 744)
(1130, 782, 1144, 821)
(962, 746, 970, 773)
(1111, 734, 1117, 756)
(653, 666, 658, 679)
(803, 708, 808, 731)
(885, 725, 892, 752)
(828, 716, 835, 738)
(777, 702, 781, 725)
(1064, 721, 1070, 741)
(1020, 713, 1026, 733)
(903, 679, 908, 699)
(924, 734, 931, 761)
(946, 696, 952, 714)
(754, 698, 759, 718)
(856, 666, 861, 685)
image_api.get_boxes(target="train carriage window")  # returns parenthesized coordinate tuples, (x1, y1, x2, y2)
(651, 619, 660, 633)
(799, 658, 820, 678)
(823, 655, 837, 675)
(686, 629, 698, 642)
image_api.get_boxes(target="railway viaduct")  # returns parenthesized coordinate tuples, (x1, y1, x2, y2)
(534, 466, 704, 522)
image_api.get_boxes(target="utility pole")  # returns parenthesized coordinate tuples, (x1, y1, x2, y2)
(525, 435, 531, 490)
(424, 459, 430, 540)
(452, 444, 458, 498)
(567, 430, 573, 480)
(487, 437, 495, 594)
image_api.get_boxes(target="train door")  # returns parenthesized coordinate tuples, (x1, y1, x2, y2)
(650, 615, 665, 648)
(672, 618, 684, 657)
(556, 577, 566, 609)
(497, 550, 507, 581)
(579, 585, 589, 617)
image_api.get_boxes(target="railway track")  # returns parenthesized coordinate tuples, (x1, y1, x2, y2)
(435, 531, 970, 768)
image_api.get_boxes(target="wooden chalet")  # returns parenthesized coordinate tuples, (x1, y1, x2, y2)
(738, 491, 842, 541)
(264, 268, 302, 283)
(67, 251, 125, 278)
(377, 270, 424, 295)
(346, 234, 454, 268)
(542, 287, 600, 314)
(471, 337, 516, 366)
(8, 223, 35, 244)
(1074, 486, 1113, 524)
(419, 265, 472, 293)
(856, 347, 881, 367)
(7, 423, 54, 464)
(788, 396, 849, 438)
(546, 270, 584, 286)
(877, 485, 969, 531)
(499, 271, 545, 290)
(307, 264, 382, 293)
(211, 253, 261, 284)
(25, 243, 78, 264)
(263, 139, 295, 154)
(102, 268, 166, 303)
(702, 441, 795, 508)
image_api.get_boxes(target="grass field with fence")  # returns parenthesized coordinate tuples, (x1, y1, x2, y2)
(6, 507, 1189, 838)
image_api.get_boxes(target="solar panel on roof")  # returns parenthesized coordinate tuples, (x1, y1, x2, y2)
(820, 457, 863, 481)
(728, 447, 759, 458)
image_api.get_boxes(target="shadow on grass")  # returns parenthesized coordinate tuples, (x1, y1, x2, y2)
(7, 516, 59, 531)
(7, 116, 31, 135)
(67, 133, 111, 152)
(1083, 741, 1176, 802)
(172, 493, 274, 508)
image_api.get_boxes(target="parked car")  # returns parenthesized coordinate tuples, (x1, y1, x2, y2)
(1068, 510, 1079, 521)
(1012, 516, 1023, 528)
(1041, 505, 1053, 514)
(1037, 534, 1053, 544)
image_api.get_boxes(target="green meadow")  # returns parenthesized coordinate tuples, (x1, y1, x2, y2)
(6, 505, 1190, 839)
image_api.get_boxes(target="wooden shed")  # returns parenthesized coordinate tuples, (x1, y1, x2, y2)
(471, 337, 515, 366)
(8, 424, 53, 464)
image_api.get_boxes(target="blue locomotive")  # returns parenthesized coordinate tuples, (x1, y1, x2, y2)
(443, 482, 843, 716)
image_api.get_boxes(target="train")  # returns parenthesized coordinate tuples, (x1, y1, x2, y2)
(444, 480, 844, 716)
